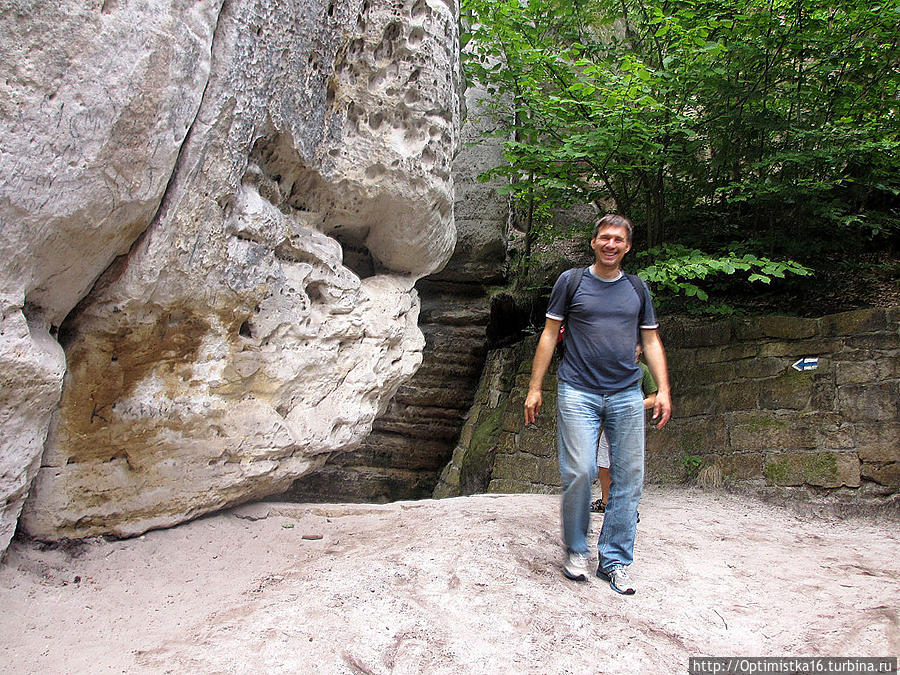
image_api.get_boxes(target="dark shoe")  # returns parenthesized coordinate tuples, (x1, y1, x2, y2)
(590, 499, 606, 513)
(597, 565, 636, 595)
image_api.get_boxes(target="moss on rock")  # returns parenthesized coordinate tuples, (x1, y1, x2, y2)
(458, 405, 505, 495)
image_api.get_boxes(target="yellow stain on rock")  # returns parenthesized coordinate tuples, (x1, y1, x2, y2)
(54, 303, 216, 467)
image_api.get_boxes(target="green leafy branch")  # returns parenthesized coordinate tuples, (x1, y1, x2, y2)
(636, 244, 812, 302)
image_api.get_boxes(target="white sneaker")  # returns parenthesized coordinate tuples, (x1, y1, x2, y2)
(597, 565, 636, 594)
(563, 552, 590, 581)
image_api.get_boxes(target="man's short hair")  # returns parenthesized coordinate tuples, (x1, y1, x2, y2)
(593, 214, 634, 243)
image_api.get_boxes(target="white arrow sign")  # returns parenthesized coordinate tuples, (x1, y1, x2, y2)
(792, 357, 819, 372)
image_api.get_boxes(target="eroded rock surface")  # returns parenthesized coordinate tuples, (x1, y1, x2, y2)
(2, 0, 460, 544)
(281, 83, 508, 502)
(1, 0, 223, 551)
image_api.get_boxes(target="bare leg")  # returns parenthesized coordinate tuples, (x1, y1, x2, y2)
(598, 467, 611, 506)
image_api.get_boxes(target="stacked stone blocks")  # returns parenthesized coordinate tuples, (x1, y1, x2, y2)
(434, 307, 899, 498)
(434, 335, 560, 497)
(657, 307, 898, 491)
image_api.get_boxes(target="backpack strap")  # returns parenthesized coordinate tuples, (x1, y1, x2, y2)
(623, 273, 647, 322)
(556, 267, 586, 353)
(563, 267, 587, 317)
(624, 272, 648, 344)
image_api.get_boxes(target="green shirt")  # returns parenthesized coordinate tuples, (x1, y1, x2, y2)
(639, 361, 658, 396)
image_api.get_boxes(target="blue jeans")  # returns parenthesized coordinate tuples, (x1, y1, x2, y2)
(557, 381, 645, 570)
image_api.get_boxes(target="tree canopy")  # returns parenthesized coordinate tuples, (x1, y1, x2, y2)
(463, 0, 900, 312)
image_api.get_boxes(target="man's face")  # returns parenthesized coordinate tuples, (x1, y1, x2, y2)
(590, 224, 632, 270)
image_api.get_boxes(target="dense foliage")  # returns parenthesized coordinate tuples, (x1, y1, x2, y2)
(463, 0, 900, 310)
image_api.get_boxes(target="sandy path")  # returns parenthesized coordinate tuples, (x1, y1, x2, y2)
(1, 486, 897, 674)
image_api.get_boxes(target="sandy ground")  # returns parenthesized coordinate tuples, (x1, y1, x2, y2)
(1, 486, 897, 675)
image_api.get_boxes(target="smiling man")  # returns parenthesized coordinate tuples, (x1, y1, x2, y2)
(524, 213, 672, 594)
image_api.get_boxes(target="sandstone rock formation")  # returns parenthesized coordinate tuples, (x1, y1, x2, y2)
(281, 83, 509, 502)
(1, 0, 461, 547)
(1, 0, 224, 551)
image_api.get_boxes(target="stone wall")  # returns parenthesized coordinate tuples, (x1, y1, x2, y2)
(659, 307, 899, 495)
(434, 307, 899, 503)
(433, 335, 555, 498)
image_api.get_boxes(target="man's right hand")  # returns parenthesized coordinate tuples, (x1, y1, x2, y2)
(523, 317, 560, 426)
(524, 389, 542, 425)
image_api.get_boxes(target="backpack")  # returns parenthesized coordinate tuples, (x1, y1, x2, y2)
(555, 267, 647, 359)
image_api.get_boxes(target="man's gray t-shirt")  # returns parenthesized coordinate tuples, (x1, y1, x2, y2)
(546, 267, 658, 394)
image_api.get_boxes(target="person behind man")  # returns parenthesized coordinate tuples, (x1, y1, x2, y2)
(593, 346, 658, 513)
(523, 214, 672, 594)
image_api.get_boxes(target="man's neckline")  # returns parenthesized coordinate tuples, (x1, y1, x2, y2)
(588, 266, 623, 282)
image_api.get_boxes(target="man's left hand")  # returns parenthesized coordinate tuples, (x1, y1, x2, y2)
(651, 390, 672, 429)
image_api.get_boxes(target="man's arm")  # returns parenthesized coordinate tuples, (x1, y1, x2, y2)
(640, 328, 672, 428)
(524, 317, 562, 425)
